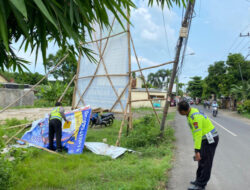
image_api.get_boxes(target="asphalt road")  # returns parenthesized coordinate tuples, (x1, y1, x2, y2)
(168, 105, 250, 190)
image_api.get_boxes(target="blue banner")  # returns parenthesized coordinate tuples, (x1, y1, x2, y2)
(21, 106, 91, 154)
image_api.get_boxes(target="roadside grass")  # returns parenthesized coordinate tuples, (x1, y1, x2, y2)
(0, 110, 176, 190)
(241, 112, 250, 119)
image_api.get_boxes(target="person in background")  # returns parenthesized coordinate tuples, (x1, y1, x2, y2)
(48, 102, 69, 152)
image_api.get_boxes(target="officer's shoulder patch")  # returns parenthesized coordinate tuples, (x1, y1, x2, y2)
(193, 122, 198, 129)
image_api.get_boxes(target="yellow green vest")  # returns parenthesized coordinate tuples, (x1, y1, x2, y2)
(187, 108, 216, 150)
(50, 107, 62, 121)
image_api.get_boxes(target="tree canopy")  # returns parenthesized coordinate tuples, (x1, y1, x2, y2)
(0, 0, 188, 72)
(45, 49, 77, 83)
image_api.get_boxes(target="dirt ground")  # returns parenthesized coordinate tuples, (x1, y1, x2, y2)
(0, 107, 72, 123)
(0, 106, 177, 123)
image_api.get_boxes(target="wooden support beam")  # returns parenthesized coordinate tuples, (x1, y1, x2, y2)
(77, 74, 129, 80)
(81, 31, 128, 45)
(131, 36, 161, 124)
(0, 54, 69, 114)
(130, 60, 175, 73)
(58, 75, 76, 103)
(14, 137, 65, 157)
(131, 98, 167, 103)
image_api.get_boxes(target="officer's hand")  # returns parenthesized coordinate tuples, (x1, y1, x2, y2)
(194, 152, 201, 161)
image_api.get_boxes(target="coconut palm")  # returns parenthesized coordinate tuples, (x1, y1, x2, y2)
(230, 82, 250, 101)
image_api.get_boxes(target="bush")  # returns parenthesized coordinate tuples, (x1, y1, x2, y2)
(243, 100, 250, 112)
(124, 115, 161, 149)
(0, 158, 13, 190)
(237, 100, 250, 113)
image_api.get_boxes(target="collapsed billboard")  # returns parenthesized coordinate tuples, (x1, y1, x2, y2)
(21, 106, 91, 154)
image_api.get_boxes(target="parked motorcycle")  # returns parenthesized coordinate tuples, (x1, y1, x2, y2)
(212, 107, 218, 117)
(90, 112, 115, 128)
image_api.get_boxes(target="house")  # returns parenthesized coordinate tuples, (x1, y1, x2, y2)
(0, 74, 8, 83)
(131, 88, 167, 108)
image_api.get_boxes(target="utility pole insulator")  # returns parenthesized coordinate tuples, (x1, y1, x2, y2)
(240, 32, 250, 37)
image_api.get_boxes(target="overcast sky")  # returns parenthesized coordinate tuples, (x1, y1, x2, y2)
(13, 0, 250, 84)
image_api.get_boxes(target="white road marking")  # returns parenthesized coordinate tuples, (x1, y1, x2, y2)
(210, 118, 237, 137)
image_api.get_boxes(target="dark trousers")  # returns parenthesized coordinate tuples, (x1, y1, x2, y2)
(48, 119, 62, 151)
(196, 136, 219, 187)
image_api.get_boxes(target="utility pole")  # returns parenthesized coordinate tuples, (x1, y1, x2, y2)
(238, 32, 249, 84)
(160, 0, 196, 135)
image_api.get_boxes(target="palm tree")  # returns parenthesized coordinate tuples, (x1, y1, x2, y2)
(147, 73, 161, 88)
(230, 82, 250, 101)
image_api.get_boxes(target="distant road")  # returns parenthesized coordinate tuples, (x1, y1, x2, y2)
(168, 105, 250, 190)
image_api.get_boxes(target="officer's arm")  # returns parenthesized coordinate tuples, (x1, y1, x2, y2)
(60, 107, 68, 122)
(192, 117, 203, 153)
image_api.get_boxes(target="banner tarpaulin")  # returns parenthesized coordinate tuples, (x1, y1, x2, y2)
(21, 106, 91, 154)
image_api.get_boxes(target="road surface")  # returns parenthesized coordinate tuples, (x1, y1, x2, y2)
(168, 105, 250, 190)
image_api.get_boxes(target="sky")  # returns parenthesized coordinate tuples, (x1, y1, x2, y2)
(13, 0, 250, 84)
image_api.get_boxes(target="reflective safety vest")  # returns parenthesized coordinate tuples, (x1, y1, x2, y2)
(187, 108, 217, 151)
(50, 107, 62, 121)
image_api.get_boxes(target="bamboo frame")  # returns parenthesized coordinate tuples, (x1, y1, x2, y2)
(14, 137, 65, 157)
(0, 54, 69, 114)
(75, 18, 116, 108)
(131, 98, 167, 103)
(116, 96, 130, 146)
(2, 122, 32, 130)
(72, 52, 82, 109)
(131, 60, 175, 73)
(6, 125, 29, 144)
(131, 37, 160, 124)
(82, 31, 128, 45)
(93, 30, 125, 113)
(77, 74, 129, 80)
(127, 11, 133, 130)
(58, 75, 76, 103)
(110, 82, 130, 111)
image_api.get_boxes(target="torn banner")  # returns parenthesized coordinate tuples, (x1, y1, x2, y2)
(21, 106, 91, 154)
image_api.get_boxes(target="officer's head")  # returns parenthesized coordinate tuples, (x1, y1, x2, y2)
(55, 102, 62, 106)
(178, 100, 190, 116)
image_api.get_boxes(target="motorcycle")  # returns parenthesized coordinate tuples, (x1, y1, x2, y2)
(90, 112, 115, 128)
(212, 107, 218, 117)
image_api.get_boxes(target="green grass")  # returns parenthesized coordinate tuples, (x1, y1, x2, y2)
(241, 112, 250, 119)
(0, 112, 176, 190)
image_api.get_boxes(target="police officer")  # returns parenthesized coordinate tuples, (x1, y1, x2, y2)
(48, 102, 68, 152)
(178, 100, 219, 190)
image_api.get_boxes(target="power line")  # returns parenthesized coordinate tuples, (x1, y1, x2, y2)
(161, 9, 172, 58)
(239, 40, 250, 52)
(221, 24, 250, 60)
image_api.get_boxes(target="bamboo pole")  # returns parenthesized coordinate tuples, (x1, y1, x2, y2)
(131, 37, 160, 124)
(130, 60, 175, 73)
(93, 30, 125, 113)
(131, 98, 167, 103)
(3, 123, 32, 130)
(116, 98, 129, 146)
(58, 75, 76, 103)
(72, 52, 82, 109)
(14, 137, 65, 157)
(74, 80, 85, 108)
(77, 74, 129, 80)
(0, 54, 69, 114)
(75, 18, 116, 108)
(127, 12, 133, 130)
(110, 82, 130, 111)
(6, 125, 28, 144)
(82, 31, 128, 45)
